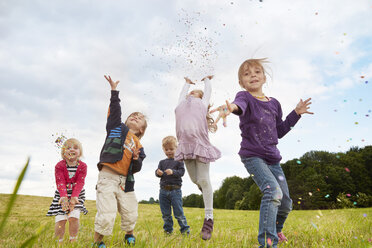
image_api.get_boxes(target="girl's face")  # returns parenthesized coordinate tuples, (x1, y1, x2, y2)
(239, 65, 266, 93)
(189, 90, 203, 99)
(63, 144, 81, 161)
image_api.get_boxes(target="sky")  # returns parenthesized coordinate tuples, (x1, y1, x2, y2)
(0, 0, 371, 202)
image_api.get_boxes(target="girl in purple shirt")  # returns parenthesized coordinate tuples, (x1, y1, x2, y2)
(212, 58, 313, 248)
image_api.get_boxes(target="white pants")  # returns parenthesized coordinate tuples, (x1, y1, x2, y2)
(184, 159, 213, 219)
(55, 209, 80, 223)
(94, 169, 138, 235)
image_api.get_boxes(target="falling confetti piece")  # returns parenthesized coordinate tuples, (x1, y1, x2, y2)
(278, 175, 284, 181)
(354, 112, 357, 115)
(325, 194, 330, 198)
(297, 201, 301, 204)
(296, 160, 302, 165)
(346, 194, 351, 197)
(365, 81, 368, 84)
(317, 188, 320, 191)
(353, 202, 357, 205)
(362, 139, 365, 142)
(336, 155, 340, 159)
(316, 215, 320, 219)
(343, 99, 347, 102)
(334, 109, 338, 112)
(311, 222, 318, 229)
(366, 115, 370, 117)
(315, 12, 318, 15)
(267, 238, 272, 246)
(345, 168, 350, 172)
(363, 213, 367, 217)
(359, 99, 362, 101)
(355, 122, 359, 124)
(361, 76, 364, 78)
(337, 198, 341, 202)
(309, 192, 313, 196)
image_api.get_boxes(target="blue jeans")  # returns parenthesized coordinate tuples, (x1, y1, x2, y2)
(159, 188, 190, 233)
(241, 156, 292, 248)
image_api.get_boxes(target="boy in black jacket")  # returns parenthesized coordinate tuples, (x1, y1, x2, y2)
(93, 75, 147, 248)
(156, 136, 190, 235)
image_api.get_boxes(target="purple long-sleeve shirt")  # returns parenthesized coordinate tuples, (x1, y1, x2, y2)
(232, 91, 301, 164)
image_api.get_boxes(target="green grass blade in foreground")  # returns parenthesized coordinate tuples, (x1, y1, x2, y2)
(0, 157, 30, 234)
(20, 223, 48, 248)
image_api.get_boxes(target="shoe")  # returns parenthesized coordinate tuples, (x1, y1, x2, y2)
(92, 241, 106, 248)
(277, 232, 288, 243)
(181, 228, 190, 236)
(124, 234, 136, 245)
(200, 218, 213, 240)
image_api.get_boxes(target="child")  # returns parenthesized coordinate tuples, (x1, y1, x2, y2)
(46, 138, 88, 244)
(175, 75, 221, 240)
(156, 136, 190, 235)
(212, 58, 313, 248)
(92, 75, 147, 248)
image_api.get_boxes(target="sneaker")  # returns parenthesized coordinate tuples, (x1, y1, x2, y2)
(124, 234, 136, 245)
(181, 228, 190, 236)
(92, 241, 106, 248)
(277, 232, 288, 243)
(200, 218, 213, 240)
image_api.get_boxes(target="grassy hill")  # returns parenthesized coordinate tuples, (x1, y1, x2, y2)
(0, 194, 371, 247)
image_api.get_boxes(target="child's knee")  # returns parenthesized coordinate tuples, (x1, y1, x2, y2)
(196, 178, 210, 188)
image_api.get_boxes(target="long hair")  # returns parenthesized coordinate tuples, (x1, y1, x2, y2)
(191, 89, 217, 133)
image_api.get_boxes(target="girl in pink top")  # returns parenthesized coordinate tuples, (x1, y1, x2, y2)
(175, 75, 221, 240)
(47, 138, 88, 244)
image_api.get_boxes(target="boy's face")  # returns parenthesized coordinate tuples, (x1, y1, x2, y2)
(126, 113, 146, 137)
(239, 65, 266, 92)
(163, 144, 176, 159)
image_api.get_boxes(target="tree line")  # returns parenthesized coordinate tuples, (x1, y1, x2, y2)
(182, 146, 372, 210)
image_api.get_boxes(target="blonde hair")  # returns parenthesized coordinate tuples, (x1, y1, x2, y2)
(238, 58, 269, 87)
(61, 138, 83, 160)
(162, 136, 177, 148)
(125, 112, 148, 139)
(190, 90, 217, 133)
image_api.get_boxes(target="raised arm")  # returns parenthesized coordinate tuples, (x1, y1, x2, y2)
(201, 76, 213, 107)
(178, 77, 193, 105)
(104, 75, 122, 131)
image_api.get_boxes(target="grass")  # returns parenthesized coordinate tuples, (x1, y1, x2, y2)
(0, 194, 371, 247)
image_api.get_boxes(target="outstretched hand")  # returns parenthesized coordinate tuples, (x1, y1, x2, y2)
(210, 100, 235, 127)
(295, 98, 314, 115)
(104, 75, 120, 90)
(184, 77, 195, 85)
(201, 75, 214, 81)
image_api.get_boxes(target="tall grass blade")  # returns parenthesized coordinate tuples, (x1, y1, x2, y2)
(20, 223, 48, 248)
(0, 157, 30, 234)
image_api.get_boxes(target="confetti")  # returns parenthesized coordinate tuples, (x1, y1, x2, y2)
(296, 160, 302, 165)
(343, 99, 347, 102)
(366, 81, 368, 84)
(325, 194, 330, 198)
(363, 213, 367, 217)
(353, 201, 357, 205)
(267, 238, 272, 246)
(355, 122, 358, 125)
(361, 76, 364, 78)
(354, 112, 357, 115)
(345, 168, 350, 172)
(308, 192, 313, 196)
(278, 175, 284, 181)
(336, 155, 340, 159)
(346, 194, 351, 197)
(311, 222, 318, 229)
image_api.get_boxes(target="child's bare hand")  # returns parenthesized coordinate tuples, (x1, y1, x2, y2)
(132, 148, 140, 160)
(59, 197, 69, 212)
(69, 197, 78, 211)
(210, 100, 235, 127)
(165, 169, 173, 175)
(184, 77, 195, 85)
(104, 75, 120, 90)
(156, 169, 164, 176)
(201, 75, 214, 81)
(295, 98, 314, 115)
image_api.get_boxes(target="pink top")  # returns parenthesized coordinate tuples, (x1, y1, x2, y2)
(175, 79, 221, 163)
(55, 160, 87, 198)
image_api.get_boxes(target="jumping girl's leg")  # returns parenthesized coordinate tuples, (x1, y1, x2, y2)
(195, 161, 213, 220)
(269, 163, 292, 233)
(185, 159, 199, 187)
(241, 156, 282, 248)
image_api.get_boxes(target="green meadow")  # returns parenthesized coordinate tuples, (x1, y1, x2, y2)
(0, 194, 371, 248)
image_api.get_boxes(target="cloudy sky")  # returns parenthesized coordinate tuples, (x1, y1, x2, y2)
(0, 0, 371, 201)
